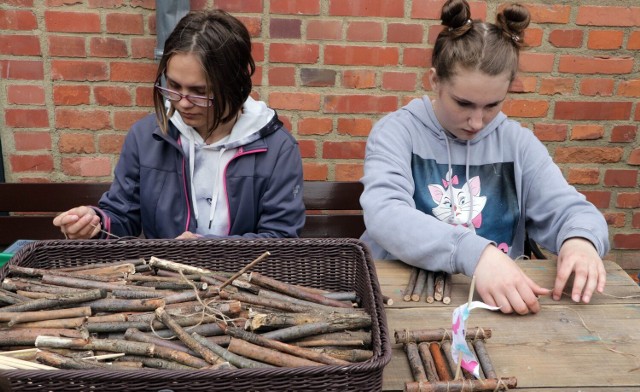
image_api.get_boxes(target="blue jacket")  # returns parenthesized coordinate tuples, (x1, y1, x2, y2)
(95, 112, 305, 239)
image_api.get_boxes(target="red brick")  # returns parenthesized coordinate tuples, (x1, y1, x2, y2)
(337, 118, 373, 137)
(524, 28, 543, 47)
(636, 105, 640, 121)
(0, 35, 40, 56)
(268, 67, 295, 86)
(509, 76, 537, 93)
(53, 85, 91, 105)
(554, 147, 624, 163)
(14, 132, 51, 151)
(135, 86, 154, 107)
(297, 140, 317, 158)
(0, 10, 37, 30)
(10, 155, 54, 173)
(45, 11, 101, 33)
(5, 109, 49, 128)
(52, 60, 108, 81)
(533, 123, 568, 142)
(618, 80, 640, 97)
(567, 168, 600, 185)
(131, 37, 155, 59)
(613, 234, 640, 250)
(0, 60, 44, 80)
(579, 191, 611, 209)
(252, 43, 264, 62)
(346, 21, 383, 42)
(300, 68, 336, 87)
(335, 164, 364, 181)
(55, 109, 111, 130)
(617, 193, 640, 208)
(603, 212, 626, 228)
(539, 78, 574, 95)
(270, 18, 301, 39)
(110, 62, 157, 83)
(94, 86, 132, 106)
(307, 20, 342, 40)
(604, 169, 638, 187)
(268, 92, 321, 111)
(237, 16, 261, 37)
(403, 47, 431, 68)
(629, 31, 640, 49)
(524, 4, 571, 24)
(502, 100, 549, 118)
(128, 0, 154, 10)
(427, 25, 445, 45)
(3, 0, 34, 4)
(325, 46, 398, 66)
(298, 118, 333, 135)
(278, 114, 291, 131)
(59, 133, 96, 154)
(7, 85, 45, 105)
(342, 70, 376, 89)
(106, 13, 144, 35)
(610, 125, 637, 143)
(303, 163, 328, 181)
(630, 149, 640, 165)
(324, 95, 398, 114)
(518, 53, 554, 73)
(382, 72, 417, 91)
(214, 0, 262, 13)
(98, 134, 126, 154)
(412, 0, 486, 20)
(90, 37, 127, 58)
(87, 0, 127, 8)
(322, 141, 366, 159)
(61, 157, 112, 177)
(554, 102, 632, 121)
(113, 110, 148, 130)
(388, 23, 424, 44)
(549, 29, 584, 48)
(48, 36, 86, 57)
(579, 78, 614, 96)
(577, 6, 640, 27)
(570, 124, 604, 140)
(330, 0, 404, 17)
(588, 30, 624, 50)
(559, 55, 634, 74)
(633, 212, 640, 229)
(271, 0, 319, 15)
(269, 43, 319, 64)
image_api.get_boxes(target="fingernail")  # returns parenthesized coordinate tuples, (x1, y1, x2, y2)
(572, 294, 579, 302)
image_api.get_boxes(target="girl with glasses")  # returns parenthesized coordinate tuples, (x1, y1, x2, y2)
(53, 10, 305, 240)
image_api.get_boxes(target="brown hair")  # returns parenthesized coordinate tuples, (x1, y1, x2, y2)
(153, 10, 255, 136)
(432, 0, 530, 82)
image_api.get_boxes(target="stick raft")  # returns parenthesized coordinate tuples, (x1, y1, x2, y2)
(0, 254, 374, 371)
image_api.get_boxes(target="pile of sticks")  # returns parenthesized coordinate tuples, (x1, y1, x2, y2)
(394, 328, 517, 392)
(0, 254, 374, 371)
(403, 268, 452, 304)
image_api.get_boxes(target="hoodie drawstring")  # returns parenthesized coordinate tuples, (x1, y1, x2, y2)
(208, 147, 226, 229)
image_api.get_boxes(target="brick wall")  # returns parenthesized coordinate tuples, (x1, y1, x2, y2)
(1, 0, 639, 270)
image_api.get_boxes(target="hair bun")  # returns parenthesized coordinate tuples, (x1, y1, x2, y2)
(496, 3, 530, 46)
(441, 0, 472, 35)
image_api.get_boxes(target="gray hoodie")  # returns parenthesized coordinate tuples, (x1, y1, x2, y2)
(360, 97, 609, 277)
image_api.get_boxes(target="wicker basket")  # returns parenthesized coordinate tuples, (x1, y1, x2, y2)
(0, 238, 391, 392)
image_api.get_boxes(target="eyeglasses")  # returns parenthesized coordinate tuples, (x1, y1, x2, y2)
(154, 84, 214, 107)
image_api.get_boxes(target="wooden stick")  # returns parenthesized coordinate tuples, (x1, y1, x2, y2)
(455, 275, 476, 380)
(405, 342, 428, 381)
(36, 350, 108, 369)
(248, 272, 352, 308)
(434, 272, 445, 302)
(292, 330, 371, 348)
(148, 257, 216, 276)
(191, 332, 271, 369)
(56, 259, 145, 272)
(247, 310, 371, 331)
(440, 341, 458, 381)
(8, 265, 126, 282)
(425, 271, 435, 303)
(0, 348, 38, 359)
(442, 273, 453, 304)
(403, 267, 419, 302)
(258, 289, 359, 314)
(227, 337, 324, 367)
(404, 377, 517, 392)
(85, 297, 165, 313)
(0, 306, 91, 325)
(124, 328, 197, 356)
(219, 289, 315, 313)
(473, 339, 497, 379)
(417, 342, 439, 382)
(0, 287, 28, 304)
(429, 342, 451, 381)
(467, 340, 485, 379)
(117, 355, 196, 370)
(217, 251, 270, 291)
(308, 348, 373, 362)
(411, 269, 428, 302)
(41, 274, 152, 292)
(3, 277, 86, 294)
(0, 353, 59, 370)
(394, 327, 492, 344)
(261, 321, 348, 342)
(0, 329, 86, 346)
(0, 289, 106, 313)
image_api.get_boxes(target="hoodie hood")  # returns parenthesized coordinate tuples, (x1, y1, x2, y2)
(170, 96, 276, 235)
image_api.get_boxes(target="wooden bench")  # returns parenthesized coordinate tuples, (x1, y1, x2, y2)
(0, 181, 365, 247)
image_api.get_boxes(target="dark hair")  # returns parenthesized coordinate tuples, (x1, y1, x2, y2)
(153, 10, 255, 136)
(432, 0, 530, 82)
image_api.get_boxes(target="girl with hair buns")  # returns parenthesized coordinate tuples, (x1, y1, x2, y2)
(360, 0, 609, 315)
(53, 10, 305, 240)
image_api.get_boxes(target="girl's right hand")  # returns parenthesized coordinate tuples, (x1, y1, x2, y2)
(52, 206, 101, 239)
(474, 245, 550, 315)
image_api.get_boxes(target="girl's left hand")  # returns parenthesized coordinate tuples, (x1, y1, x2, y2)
(175, 231, 202, 239)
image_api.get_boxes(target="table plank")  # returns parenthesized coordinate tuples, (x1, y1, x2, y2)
(375, 259, 640, 391)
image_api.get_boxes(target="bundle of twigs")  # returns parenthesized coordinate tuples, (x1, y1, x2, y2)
(402, 268, 452, 304)
(394, 327, 517, 392)
(0, 253, 374, 371)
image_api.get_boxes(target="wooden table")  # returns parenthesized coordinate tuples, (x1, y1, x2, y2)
(375, 259, 640, 391)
